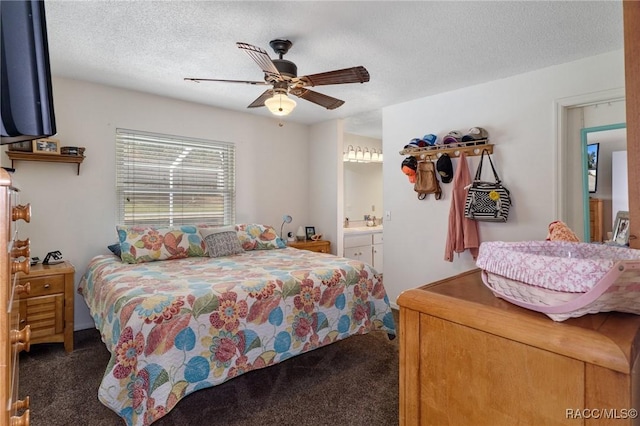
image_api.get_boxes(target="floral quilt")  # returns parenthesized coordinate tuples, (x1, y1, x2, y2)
(78, 248, 396, 426)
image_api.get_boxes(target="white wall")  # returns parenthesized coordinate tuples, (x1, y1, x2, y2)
(382, 49, 625, 307)
(612, 151, 629, 224)
(2, 77, 311, 330)
(309, 120, 341, 254)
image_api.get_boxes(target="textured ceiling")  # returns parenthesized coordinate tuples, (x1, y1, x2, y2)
(44, 1, 624, 139)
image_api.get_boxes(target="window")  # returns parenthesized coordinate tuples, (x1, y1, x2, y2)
(116, 129, 235, 226)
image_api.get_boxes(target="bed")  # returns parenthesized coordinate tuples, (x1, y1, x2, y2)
(79, 229, 396, 426)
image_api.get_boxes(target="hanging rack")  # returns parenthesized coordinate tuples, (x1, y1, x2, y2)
(399, 139, 493, 160)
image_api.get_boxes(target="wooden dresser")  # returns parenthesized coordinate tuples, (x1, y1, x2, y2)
(398, 269, 640, 426)
(287, 240, 331, 253)
(0, 169, 31, 425)
(589, 197, 604, 242)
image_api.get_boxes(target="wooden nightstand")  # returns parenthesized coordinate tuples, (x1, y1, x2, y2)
(17, 261, 75, 352)
(287, 240, 331, 253)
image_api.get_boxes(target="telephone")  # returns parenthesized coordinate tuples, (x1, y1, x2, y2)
(43, 250, 64, 265)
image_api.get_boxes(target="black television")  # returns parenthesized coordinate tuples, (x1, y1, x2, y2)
(1, 0, 56, 145)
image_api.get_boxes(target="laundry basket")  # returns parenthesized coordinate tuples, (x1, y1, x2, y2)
(476, 241, 640, 321)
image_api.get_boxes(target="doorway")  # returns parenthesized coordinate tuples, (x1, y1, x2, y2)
(555, 89, 626, 241)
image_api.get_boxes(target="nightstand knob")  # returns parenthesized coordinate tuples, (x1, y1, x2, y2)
(11, 258, 30, 275)
(15, 282, 30, 296)
(12, 204, 31, 223)
(12, 396, 29, 412)
(11, 245, 30, 259)
(10, 409, 29, 426)
(12, 325, 31, 352)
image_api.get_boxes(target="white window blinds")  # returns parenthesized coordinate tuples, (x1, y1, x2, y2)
(116, 129, 235, 226)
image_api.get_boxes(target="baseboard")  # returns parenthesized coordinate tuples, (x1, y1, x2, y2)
(75, 321, 96, 331)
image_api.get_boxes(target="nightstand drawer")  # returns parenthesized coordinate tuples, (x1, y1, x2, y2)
(288, 240, 331, 253)
(20, 274, 65, 297)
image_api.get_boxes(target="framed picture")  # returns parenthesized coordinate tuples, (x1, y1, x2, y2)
(587, 143, 599, 193)
(7, 141, 33, 152)
(32, 138, 60, 154)
(305, 226, 316, 241)
(612, 210, 630, 246)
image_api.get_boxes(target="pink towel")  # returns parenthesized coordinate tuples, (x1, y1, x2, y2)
(444, 153, 480, 261)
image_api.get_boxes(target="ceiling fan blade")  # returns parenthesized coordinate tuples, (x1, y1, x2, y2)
(290, 88, 345, 110)
(236, 42, 281, 79)
(247, 89, 274, 109)
(298, 66, 370, 87)
(184, 77, 268, 85)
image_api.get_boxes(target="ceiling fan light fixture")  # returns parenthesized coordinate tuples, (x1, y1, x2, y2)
(265, 93, 297, 116)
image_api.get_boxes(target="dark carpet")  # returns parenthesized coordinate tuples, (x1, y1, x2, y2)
(19, 310, 399, 426)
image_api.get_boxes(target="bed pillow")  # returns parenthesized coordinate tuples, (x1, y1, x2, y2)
(235, 223, 286, 250)
(198, 226, 244, 258)
(117, 225, 207, 264)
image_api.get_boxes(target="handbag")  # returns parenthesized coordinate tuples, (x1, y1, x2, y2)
(464, 149, 511, 222)
(414, 160, 442, 200)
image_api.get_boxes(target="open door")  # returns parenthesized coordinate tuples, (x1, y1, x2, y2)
(623, 1, 640, 249)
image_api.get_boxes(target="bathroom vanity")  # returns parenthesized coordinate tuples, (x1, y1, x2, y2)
(343, 226, 383, 273)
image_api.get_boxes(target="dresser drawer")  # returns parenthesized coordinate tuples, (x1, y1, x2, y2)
(20, 274, 65, 297)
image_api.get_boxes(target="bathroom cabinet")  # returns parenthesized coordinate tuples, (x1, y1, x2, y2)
(343, 231, 383, 273)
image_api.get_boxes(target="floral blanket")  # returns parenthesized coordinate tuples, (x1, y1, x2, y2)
(78, 248, 396, 425)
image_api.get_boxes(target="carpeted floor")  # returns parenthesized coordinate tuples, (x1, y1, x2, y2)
(19, 309, 399, 426)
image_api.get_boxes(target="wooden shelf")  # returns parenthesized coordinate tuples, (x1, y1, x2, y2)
(399, 140, 493, 159)
(5, 151, 85, 175)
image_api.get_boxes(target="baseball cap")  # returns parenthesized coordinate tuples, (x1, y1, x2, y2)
(404, 138, 427, 150)
(436, 154, 453, 183)
(461, 127, 489, 142)
(401, 156, 418, 183)
(442, 130, 463, 145)
(422, 134, 437, 146)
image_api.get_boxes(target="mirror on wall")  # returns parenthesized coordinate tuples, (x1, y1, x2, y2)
(343, 133, 383, 223)
(581, 124, 627, 241)
(561, 98, 625, 242)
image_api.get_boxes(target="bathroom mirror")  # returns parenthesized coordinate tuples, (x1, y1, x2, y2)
(343, 133, 383, 223)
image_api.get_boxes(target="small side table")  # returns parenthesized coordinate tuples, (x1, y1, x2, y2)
(287, 239, 331, 254)
(16, 261, 75, 352)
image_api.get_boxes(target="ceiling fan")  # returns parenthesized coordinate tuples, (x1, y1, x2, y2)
(184, 39, 370, 116)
